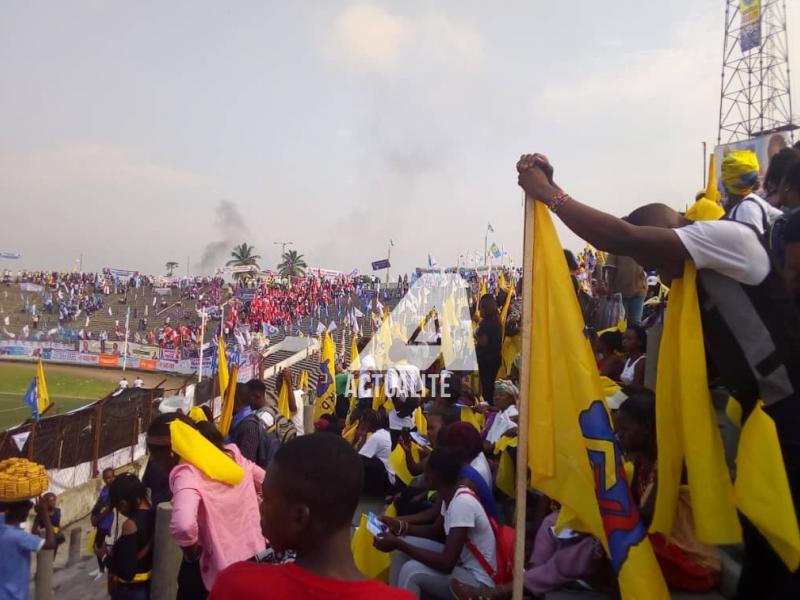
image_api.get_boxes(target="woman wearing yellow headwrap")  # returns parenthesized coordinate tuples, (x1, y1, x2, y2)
(721, 149, 782, 234)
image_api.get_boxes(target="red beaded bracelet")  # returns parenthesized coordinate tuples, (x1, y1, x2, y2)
(548, 191, 571, 213)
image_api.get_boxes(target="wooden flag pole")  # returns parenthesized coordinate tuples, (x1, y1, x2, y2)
(512, 193, 535, 600)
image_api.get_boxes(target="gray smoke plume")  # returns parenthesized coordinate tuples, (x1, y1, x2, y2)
(197, 200, 250, 273)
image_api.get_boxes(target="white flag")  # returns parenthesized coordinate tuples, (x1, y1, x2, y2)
(315, 322, 326, 336)
(327, 321, 338, 333)
(108, 306, 113, 317)
(85, 316, 90, 327)
(353, 307, 364, 318)
(3, 315, 9, 326)
(12, 432, 31, 452)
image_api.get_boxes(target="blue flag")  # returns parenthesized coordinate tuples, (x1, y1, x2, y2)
(23, 377, 41, 422)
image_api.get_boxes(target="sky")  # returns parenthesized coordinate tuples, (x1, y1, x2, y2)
(1, 0, 798, 277)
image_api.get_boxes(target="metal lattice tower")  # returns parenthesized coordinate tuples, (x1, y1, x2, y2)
(718, 0, 796, 144)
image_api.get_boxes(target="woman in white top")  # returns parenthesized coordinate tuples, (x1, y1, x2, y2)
(375, 447, 497, 598)
(355, 409, 396, 495)
(619, 325, 647, 386)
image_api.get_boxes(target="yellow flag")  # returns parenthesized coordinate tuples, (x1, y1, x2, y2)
(170, 419, 244, 485)
(277, 377, 292, 420)
(352, 513, 391, 581)
(314, 331, 336, 420)
(218, 365, 239, 438)
(735, 402, 800, 569)
(459, 405, 485, 432)
(388, 443, 422, 486)
(298, 370, 309, 393)
(527, 202, 668, 599)
(413, 407, 428, 436)
(218, 336, 229, 396)
(342, 420, 359, 443)
(686, 154, 725, 221)
(36, 360, 51, 416)
(652, 263, 741, 544)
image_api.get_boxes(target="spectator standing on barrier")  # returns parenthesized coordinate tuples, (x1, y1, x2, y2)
(133, 376, 144, 389)
(118, 377, 129, 390)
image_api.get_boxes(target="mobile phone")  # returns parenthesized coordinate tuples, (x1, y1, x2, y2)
(367, 512, 388, 537)
(410, 431, 430, 447)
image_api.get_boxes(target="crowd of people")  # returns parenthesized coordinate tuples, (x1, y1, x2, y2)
(3, 141, 800, 600)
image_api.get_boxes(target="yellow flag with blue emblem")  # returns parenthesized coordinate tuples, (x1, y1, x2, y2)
(314, 331, 336, 420)
(527, 201, 667, 599)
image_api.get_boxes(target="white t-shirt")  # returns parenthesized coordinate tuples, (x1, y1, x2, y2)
(133, 378, 144, 388)
(486, 405, 519, 445)
(727, 193, 783, 234)
(358, 428, 395, 484)
(291, 390, 305, 436)
(470, 453, 493, 489)
(674, 220, 770, 285)
(441, 488, 496, 588)
(118, 379, 128, 389)
(358, 354, 376, 398)
(386, 364, 423, 431)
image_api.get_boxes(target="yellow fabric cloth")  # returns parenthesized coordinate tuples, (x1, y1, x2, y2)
(188, 407, 207, 423)
(413, 407, 428, 436)
(313, 331, 337, 420)
(277, 379, 291, 420)
(352, 513, 391, 581)
(170, 419, 244, 485)
(721, 149, 760, 196)
(725, 397, 742, 429)
(527, 201, 668, 599)
(217, 365, 238, 438)
(342, 421, 359, 443)
(459, 405, 485, 432)
(496, 449, 515, 498)
(218, 336, 229, 397)
(388, 443, 422, 486)
(735, 402, 800, 570)
(687, 153, 724, 221)
(652, 263, 741, 544)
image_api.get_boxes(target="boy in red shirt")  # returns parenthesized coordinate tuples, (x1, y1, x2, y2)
(210, 433, 414, 600)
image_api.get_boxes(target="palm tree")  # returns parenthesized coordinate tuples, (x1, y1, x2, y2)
(277, 249, 307, 278)
(226, 243, 261, 280)
(165, 261, 179, 277)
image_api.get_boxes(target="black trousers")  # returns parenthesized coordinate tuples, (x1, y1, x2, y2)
(177, 558, 208, 600)
(361, 456, 393, 496)
(478, 359, 500, 405)
(736, 399, 800, 599)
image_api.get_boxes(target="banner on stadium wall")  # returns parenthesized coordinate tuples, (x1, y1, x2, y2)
(740, 0, 761, 52)
(715, 132, 790, 194)
(108, 268, 137, 278)
(0, 340, 227, 376)
(128, 343, 160, 359)
(161, 348, 180, 361)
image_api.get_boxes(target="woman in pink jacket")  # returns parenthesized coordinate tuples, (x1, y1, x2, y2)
(146, 415, 267, 599)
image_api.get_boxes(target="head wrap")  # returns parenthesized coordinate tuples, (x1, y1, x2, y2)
(721, 149, 760, 196)
(494, 379, 519, 400)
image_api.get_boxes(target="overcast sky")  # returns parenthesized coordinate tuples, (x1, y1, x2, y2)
(2, 1, 798, 277)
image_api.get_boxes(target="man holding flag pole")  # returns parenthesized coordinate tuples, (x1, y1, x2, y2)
(515, 152, 800, 599)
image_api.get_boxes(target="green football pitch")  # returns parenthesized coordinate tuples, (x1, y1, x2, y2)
(0, 361, 188, 431)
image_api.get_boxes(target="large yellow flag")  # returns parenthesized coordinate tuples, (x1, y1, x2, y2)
(218, 365, 238, 438)
(652, 264, 740, 544)
(218, 336, 230, 396)
(656, 266, 800, 567)
(527, 202, 667, 599)
(314, 331, 336, 420)
(36, 360, 51, 416)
